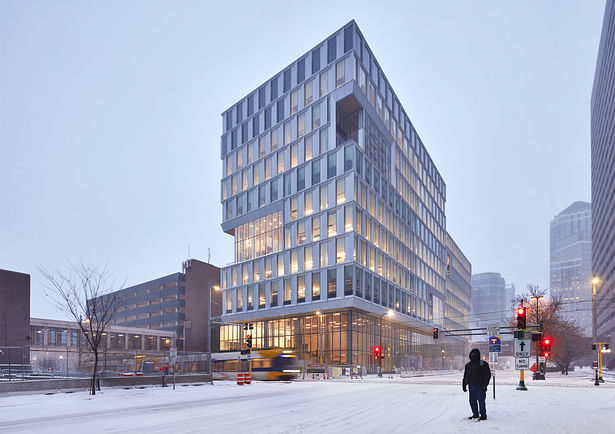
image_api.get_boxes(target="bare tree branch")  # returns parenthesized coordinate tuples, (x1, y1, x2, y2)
(40, 262, 123, 395)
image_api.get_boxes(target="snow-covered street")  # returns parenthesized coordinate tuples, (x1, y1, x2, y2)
(1, 370, 614, 433)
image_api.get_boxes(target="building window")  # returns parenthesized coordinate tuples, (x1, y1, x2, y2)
(284, 120, 291, 145)
(297, 113, 305, 138)
(253, 260, 261, 281)
(277, 150, 284, 174)
(336, 177, 345, 204)
(265, 157, 272, 180)
(297, 58, 305, 84)
(320, 71, 328, 97)
(237, 288, 244, 311)
(258, 284, 265, 308)
(258, 86, 265, 109)
(327, 211, 337, 237)
(290, 249, 298, 273)
(344, 265, 353, 295)
(284, 69, 291, 92)
(265, 257, 272, 279)
(336, 60, 345, 88)
(365, 272, 372, 301)
(247, 287, 254, 311)
(297, 166, 305, 191)
(271, 76, 278, 100)
(312, 272, 320, 300)
(284, 278, 292, 305)
(312, 215, 321, 241)
(320, 128, 328, 153)
(271, 178, 278, 201)
(344, 204, 353, 232)
(297, 220, 306, 245)
(320, 242, 329, 267)
(305, 135, 313, 161)
(336, 238, 346, 263)
(304, 189, 313, 216)
(327, 153, 336, 179)
(234, 211, 282, 262)
(327, 269, 336, 298)
(290, 196, 298, 220)
(312, 159, 320, 184)
(327, 37, 336, 63)
(320, 184, 328, 210)
(304, 246, 313, 270)
(291, 143, 298, 168)
(312, 47, 320, 74)
(253, 164, 261, 186)
(305, 80, 313, 106)
(277, 99, 284, 123)
(284, 174, 291, 197)
(271, 126, 279, 151)
(277, 253, 285, 276)
(271, 281, 278, 307)
(298, 275, 306, 303)
(291, 90, 298, 115)
(312, 104, 321, 130)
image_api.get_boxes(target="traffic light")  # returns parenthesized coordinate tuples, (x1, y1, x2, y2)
(591, 344, 597, 351)
(373, 345, 382, 360)
(516, 306, 526, 329)
(433, 328, 439, 339)
(541, 336, 552, 358)
(246, 334, 252, 349)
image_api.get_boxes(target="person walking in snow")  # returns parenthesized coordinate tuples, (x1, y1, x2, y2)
(462, 348, 491, 420)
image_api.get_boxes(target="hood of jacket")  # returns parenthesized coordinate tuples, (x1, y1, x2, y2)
(469, 348, 481, 362)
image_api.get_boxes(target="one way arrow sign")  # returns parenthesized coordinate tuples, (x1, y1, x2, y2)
(514, 338, 531, 357)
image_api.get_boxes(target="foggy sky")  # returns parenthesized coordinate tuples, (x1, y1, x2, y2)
(0, 1, 605, 320)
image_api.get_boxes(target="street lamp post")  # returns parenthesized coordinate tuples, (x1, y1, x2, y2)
(378, 309, 394, 377)
(208, 279, 220, 383)
(592, 276, 600, 385)
(531, 295, 544, 380)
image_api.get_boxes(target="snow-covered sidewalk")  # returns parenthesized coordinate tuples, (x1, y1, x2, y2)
(0, 370, 613, 433)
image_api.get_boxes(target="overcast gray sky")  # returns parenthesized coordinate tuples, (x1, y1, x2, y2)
(0, 1, 606, 320)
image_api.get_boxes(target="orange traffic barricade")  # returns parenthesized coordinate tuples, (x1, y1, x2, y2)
(237, 372, 244, 385)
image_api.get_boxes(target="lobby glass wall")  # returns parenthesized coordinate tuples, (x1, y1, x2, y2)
(218, 309, 464, 373)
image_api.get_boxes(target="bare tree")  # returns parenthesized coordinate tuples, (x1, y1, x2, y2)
(41, 263, 122, 395)
(548, 316, 591, 374)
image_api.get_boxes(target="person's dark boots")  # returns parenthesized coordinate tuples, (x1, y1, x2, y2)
(468, 415, 479, 420)
(479, 415, 487, 420)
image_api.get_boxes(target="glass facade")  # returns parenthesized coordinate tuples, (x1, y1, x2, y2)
(219, 21, 471, 372)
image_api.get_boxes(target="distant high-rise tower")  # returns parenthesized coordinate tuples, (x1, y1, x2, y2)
(550, 201, 592, 336)
(591, 1, 615, 343)
(470, 272, 509, 340)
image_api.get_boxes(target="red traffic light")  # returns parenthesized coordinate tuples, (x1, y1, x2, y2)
(432, 328, 439, 339)
(543, 337, 551, 346)
(516, 307, 525, 316)
(543, 351, 551, 359)
(373, 345, 381, 354)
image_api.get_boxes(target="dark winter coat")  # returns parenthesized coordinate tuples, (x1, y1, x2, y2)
(462, 348, 491, 390)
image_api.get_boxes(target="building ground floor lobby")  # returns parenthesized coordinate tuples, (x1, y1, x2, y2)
(219, 308, 467, 373)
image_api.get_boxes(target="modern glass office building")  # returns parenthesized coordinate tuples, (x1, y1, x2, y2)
(550, 201, 592, 336)
(219, 21, 471, 372)
(592, 0, 615, 344)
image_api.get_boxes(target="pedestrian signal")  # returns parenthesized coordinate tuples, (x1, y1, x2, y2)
(433, 328, 439, 339)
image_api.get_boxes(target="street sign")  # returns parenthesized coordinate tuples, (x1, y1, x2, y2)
(514, 338, 531, 358)
(489, 351, 499, 364)
(489, 336, 501, 353)
(539, 356, 545, 363)
(170, 348, 177, 363)
(487, 323, 500, 337)
(515, 357, 530, 370)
